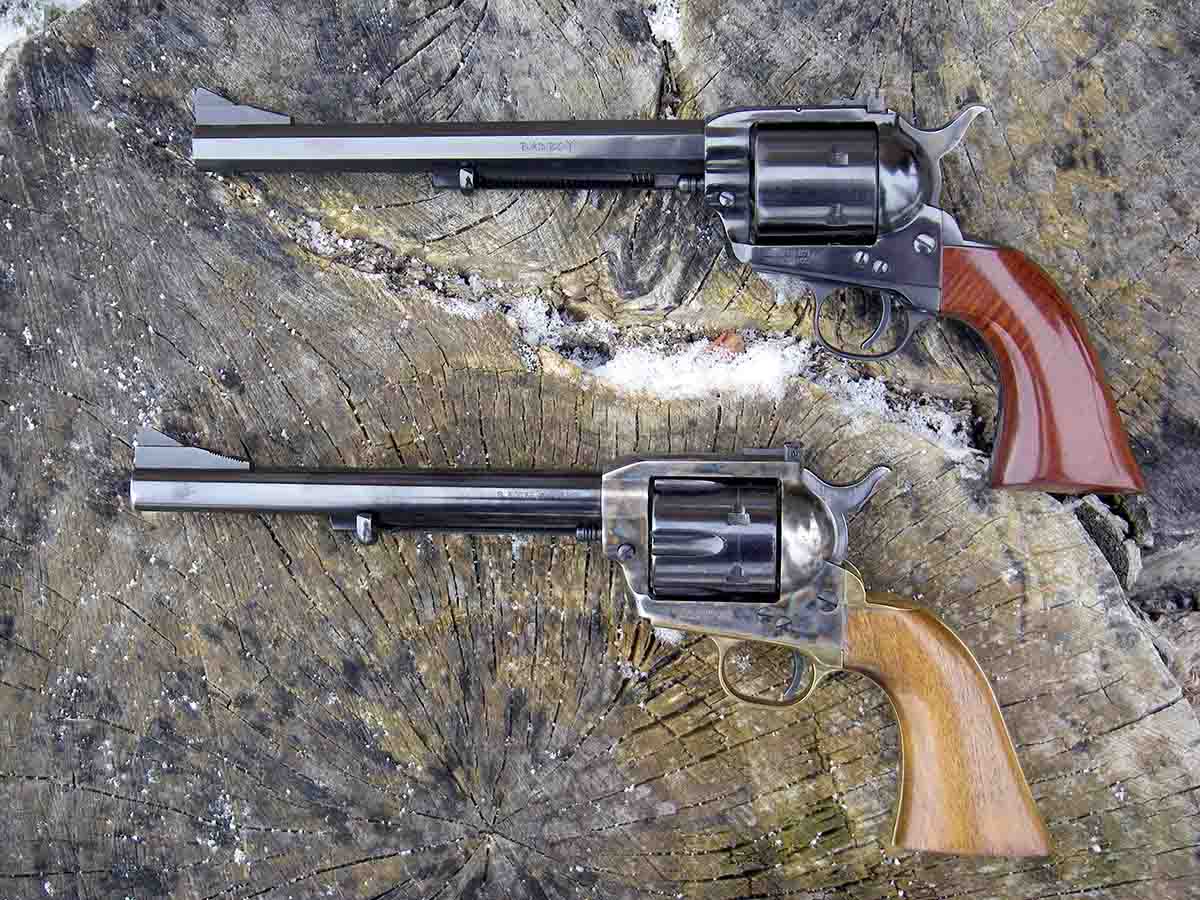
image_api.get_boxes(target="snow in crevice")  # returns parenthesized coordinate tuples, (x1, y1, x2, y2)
(431, 287, 980, 462)
(288, 215, 981, 464)
(1, 1, 91, 54)
(587, 334, 810, 401)
(645, 0, 682, 51)
(587, 333, 981, 462)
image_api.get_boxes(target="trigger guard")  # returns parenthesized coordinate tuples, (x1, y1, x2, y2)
(901, 307, 937, 342)
(785, 650, 837, 705)
(712, 637, 826, 708)
(811, 288, 845, 359)
(813, 289, 932, 363)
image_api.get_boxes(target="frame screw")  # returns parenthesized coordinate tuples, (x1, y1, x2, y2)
(853, 250, 870, 266)
(872, 259, 890, 275)
(913, 233, 937, 255)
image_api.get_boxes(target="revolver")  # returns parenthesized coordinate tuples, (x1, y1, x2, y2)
(131, 428, 1050, 856)
(190, 88, 1143, 495)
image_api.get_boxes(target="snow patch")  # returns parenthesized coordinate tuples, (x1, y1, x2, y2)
(433, 289, 616, 369)
(757, 272, 813, 306)
(502, 294, 616, 367)
(645, 0, 681, 49)
(429, 292, 493, 321)
(816, 368, 979, 461)
(431, 280, 977, 459)
(654, 627, 687, 645)
(1, 1, 91, 54)
(297, 218, 360, 258)
(590, 335, 811, 401)
(588, 332, 979, 461)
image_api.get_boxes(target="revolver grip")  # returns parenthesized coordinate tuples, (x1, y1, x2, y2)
(941, 245, 1144, 493)
(845, 594, 1051, 857)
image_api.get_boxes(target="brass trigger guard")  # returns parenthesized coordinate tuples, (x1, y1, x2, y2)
(710, 636, 840, 708)
(709, 562, 870, 708)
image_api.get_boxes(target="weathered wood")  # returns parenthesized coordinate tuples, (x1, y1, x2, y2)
(1, 0, 1199, 897)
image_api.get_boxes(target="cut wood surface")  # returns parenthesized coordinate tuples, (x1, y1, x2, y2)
(1, 1, 1198, 897)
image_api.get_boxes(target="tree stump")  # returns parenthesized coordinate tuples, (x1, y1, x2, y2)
(1, 1, 1198, 897)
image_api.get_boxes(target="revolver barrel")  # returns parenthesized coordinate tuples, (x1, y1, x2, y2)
(192, 89, 705, 189)
(130, 430, 601, 541)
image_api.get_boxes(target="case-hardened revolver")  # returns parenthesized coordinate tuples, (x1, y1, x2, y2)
(131, 428, 1050, 856)
(190, 88, 1143, 495)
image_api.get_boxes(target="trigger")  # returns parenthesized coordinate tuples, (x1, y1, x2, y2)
(782, 650, 813, 702)
(861, 296, 893, 351)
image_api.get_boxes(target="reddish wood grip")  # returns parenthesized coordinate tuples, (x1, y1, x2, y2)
(941, 246, 1143, 493)
(846, 595, 1051, 857)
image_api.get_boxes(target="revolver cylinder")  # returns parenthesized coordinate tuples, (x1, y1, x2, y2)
(746, 118, 938, 243)
(649, 478, 780, 599)
(751, 125, 878, 243)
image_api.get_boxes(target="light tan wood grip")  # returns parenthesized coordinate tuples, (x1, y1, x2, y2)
(845, 594, 1051, 856)
(941, 245, 1143, 494)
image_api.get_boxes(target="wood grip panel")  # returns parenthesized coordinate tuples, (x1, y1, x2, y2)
(941, 245, 1144, 493)
(845, 595, 1051, 857)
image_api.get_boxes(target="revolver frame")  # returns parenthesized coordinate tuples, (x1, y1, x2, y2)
(601, 445, 888, 705)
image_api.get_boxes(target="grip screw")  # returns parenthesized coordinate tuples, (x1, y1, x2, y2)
(718, 191, 735, 207)
(913, 233, 937, 255)
(616, 543, 636, 561)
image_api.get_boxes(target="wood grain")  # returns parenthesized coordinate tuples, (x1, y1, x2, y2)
(941, 246, 1144, 494)
(1, 0, 1199, 896)
(845, 594, 1051, 857)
